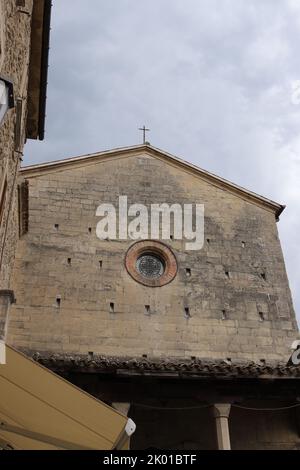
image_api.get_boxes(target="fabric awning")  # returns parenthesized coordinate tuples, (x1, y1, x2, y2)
(0, 345, 135, 450)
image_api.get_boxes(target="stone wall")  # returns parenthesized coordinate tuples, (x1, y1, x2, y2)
(0, 0, 34, 291)
(8, 150, 298, 361)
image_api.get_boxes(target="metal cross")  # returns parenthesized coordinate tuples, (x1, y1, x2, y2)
(138, 125, 150, 144)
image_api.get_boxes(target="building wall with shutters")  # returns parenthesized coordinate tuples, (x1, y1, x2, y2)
(0, 0, 34, 291)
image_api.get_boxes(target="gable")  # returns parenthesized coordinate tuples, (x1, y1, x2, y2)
(20, 144, 284, 219)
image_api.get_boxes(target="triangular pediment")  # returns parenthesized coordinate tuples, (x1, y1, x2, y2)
(20, 144, 285, 219)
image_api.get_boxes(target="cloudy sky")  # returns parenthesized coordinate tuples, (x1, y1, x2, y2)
(25, 0, 300, 322)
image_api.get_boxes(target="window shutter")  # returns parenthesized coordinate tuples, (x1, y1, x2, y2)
(18, 180, 29, 236)
(0, 178, 7, 226)
(14, 98, 23, 152)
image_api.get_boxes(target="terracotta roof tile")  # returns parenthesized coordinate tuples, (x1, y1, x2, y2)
(25, 351, 300, 379)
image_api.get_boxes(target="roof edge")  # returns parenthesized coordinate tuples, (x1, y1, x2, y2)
(26, 0, 52, 141)
(38, 0, 52, 140)
(27, 350, 300, 380)
(21, 144, 285, 219)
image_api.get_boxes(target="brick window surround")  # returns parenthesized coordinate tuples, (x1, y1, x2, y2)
(125, 240, 178, 287)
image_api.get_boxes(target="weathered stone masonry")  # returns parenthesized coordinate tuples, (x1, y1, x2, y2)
(8, 145, 298, 362)
(0, 0, 51, 341)
(0, 0, 34, 290)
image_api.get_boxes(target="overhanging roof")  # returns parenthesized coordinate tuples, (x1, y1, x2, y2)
(20, 144, 285, 220)
(26, 0, 52, 140)
(30, 352, 300, 380)
(0, 345, 135, 450)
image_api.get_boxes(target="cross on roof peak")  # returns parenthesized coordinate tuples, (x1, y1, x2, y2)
(138, 125, 150, 144)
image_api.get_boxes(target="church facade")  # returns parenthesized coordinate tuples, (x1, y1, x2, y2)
(7, 144, 300, 449)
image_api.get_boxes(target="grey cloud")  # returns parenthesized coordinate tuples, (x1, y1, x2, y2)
(24, 0, 300, 322)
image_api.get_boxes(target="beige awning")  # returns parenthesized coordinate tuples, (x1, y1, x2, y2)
(0, 345, 135, 450)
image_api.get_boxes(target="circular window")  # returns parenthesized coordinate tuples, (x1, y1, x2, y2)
(136, 253, 165, 279)
(125, 241, 177, 287)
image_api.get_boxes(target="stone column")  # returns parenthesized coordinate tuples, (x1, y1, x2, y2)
(0, 290, 15, 341)
(213, 403, 231, 450)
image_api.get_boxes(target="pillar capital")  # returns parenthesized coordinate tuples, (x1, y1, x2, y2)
(213, 403, 231, 450)
(213, 403, 231, 419)
(112, 402, 131, 416)
(0, 290, 15, 342)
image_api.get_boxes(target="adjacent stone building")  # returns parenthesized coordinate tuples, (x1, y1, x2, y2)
(8, 144, 300, 449)
(0, 0, 51, 342)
